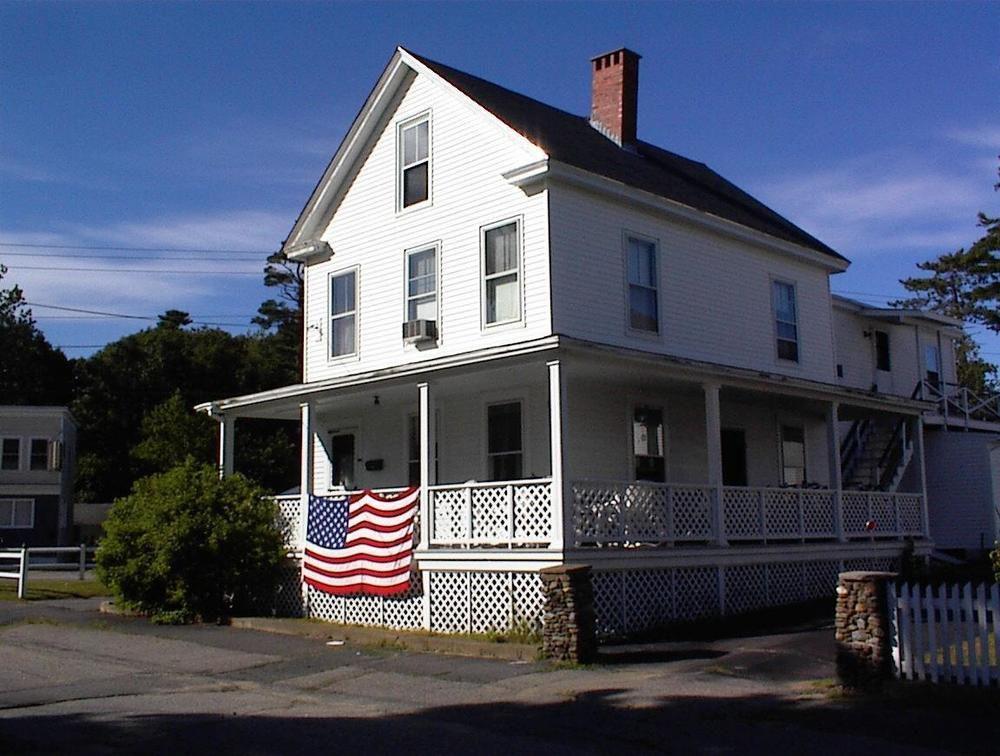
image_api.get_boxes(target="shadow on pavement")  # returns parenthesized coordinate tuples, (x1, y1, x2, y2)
(2, 685, 997, 755)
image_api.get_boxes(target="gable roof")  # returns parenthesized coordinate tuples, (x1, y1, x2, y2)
(408, 50, 846, 263)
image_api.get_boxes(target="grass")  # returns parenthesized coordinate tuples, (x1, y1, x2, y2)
(917, 635, 997, 668)
(0, 578, 108, 602)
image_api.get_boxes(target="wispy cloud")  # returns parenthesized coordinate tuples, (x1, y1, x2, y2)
(947, 125, 1000, 150)
(0, 209, 288, 321)
(758, 156, 989, 257)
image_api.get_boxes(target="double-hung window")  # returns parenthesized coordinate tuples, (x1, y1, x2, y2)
(0, 498, 33, 528)
(627, 236, 658, 333)
(633, 406, 665, 482)
(406, 245, 437, 322)
(29, 439, 48, 471)
(330, 270, 358, 358)
(780, 425, 806, 485)
(772, 281, 799, 362)
(487, 401, 523, 480)
(483, 221, 521, 326)
(399, 115, 430, 209)
(1, 439, 19, 471)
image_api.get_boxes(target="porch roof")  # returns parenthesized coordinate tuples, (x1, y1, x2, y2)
(195, 335, 932, 420)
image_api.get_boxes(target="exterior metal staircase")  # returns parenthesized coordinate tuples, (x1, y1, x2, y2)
(841, 416, 913, 492)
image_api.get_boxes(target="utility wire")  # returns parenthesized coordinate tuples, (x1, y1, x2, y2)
(0, 242, 274, 255)
(7, 264, 260, 275)
(1, 251, 264, 261)
(24, 301, 253, 328)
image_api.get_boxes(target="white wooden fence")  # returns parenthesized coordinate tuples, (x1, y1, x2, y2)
(890, 581, 999, 686)
(0, 545, 98, 599)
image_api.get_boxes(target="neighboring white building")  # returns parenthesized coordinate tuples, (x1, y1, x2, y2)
(0, 406, 76, 547)
(201, 48, 968, 637)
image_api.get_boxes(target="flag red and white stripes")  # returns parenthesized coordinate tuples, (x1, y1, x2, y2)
(303, 488, 419, 596)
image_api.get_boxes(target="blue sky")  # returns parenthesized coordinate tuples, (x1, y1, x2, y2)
(1, 1, 998, 359)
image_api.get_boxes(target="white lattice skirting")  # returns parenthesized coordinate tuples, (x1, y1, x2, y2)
(272, 555, 897, 639)
(592, 555, 898, 638)
(272, 565, 545, 634)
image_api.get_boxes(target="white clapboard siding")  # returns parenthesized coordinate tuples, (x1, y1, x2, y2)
(891, 580, 999, 686)
(548, 184, 839, 384)
(303, 71, 550, 383)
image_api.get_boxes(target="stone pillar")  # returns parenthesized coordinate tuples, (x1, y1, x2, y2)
(540, 564, 596, 663)
(835, 571, 896, 689)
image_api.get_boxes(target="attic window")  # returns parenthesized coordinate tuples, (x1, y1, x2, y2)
(399, 115, 430, 209)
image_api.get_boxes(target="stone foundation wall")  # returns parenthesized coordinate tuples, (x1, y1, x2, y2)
(540, 564, 596, 663)
(835, 571, 896, 689)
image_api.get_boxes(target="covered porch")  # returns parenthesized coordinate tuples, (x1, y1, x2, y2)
(203, 339, 932, 560)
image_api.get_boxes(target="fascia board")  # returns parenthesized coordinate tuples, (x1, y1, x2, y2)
(282, 51, 411, 253)
(518, 159, 850, 273)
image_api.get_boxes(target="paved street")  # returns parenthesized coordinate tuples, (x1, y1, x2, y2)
(0, 598, 995, 755)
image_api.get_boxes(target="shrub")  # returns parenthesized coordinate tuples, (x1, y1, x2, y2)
(97, 458, 285, 622)
(991, 543, 1000, 584)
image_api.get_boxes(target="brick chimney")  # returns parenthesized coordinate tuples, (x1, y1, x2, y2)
(590, 48, 640, 146)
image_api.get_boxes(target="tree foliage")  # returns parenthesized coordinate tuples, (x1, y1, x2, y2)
(72, 313, 299, 502)
(0, 264, 73, 405)
(96, 459, 285, 622)
(893, 160, 1000, 393)
(253, 250, 303, 375)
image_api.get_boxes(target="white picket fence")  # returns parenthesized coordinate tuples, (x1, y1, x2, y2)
(890, 581, 1000, 686)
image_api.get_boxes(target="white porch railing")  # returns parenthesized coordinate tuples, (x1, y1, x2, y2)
(919, 379, 1000, 427)
(573, 481, 715, 547)
(272, 494, 303, 551)
(572, 481, 926, 548)
(428, 478, 553, 548)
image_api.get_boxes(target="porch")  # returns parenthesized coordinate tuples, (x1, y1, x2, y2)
(206, 340, 932, 635)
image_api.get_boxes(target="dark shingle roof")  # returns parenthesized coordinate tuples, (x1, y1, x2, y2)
(410, 51, 845, 262)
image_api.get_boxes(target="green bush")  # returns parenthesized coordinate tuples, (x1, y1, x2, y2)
(96, 459, 285, 622)
(991, 543, 1000, 584)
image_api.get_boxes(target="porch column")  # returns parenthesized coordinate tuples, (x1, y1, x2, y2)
(703, 383, 726, 545)
(547, 360, 566, 551)
(912, 414, 930, 538)
(417, 382, 435, 550)
(217, 414, 234, 479)
(826, 402, 846, 542)
(299, 402, 314, 547)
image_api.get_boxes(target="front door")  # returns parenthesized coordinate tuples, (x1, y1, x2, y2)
(721, 428, 748, 486)
(329, 432, 356, 489)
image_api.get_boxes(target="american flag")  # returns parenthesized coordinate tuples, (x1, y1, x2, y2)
(302, 488, 419, 596)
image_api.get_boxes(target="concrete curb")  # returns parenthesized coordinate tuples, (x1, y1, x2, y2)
(229, 616, 540, 662)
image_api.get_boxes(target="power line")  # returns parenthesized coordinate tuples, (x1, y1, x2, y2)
(24, 301, 253, 328)
(1, 251, 265, 261)
(0, 242, 274, 255)
(7, 264, 260, 275)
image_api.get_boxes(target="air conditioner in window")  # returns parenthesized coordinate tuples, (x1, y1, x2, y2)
(402, 319, 437, 343)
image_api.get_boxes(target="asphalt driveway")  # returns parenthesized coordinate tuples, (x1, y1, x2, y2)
(0, 598, 995, 755)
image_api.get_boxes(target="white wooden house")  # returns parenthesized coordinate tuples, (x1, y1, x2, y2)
(200, 48, 963, 637)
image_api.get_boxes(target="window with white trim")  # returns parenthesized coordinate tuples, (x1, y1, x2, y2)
(780, 425, 806, 485)
(405, 245, 437, 322)
(483, 221, 521, 326)
(29, 439, 48, 471)
(398, 115, 430, 209)
(627, 236, 659, 333)
(772, 281, 799, 362)
(633, 406, 665, 481)
(487, 401, 523, 480)
(1, 438, 19, 471)
(329, 270, 357, 358)
(0, 498, 33, 528)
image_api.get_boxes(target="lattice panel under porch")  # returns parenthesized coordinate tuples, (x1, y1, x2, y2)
(675, 566, 719, 620)
(273, 564, 305, 618)
(512, 572, 545, 632)
(725, 564, 768, 615)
